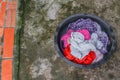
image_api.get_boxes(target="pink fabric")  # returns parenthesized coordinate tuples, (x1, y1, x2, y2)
(61, 29, 90, 48)
(61, 29, 73, 48)
(77, 29, 90, 40)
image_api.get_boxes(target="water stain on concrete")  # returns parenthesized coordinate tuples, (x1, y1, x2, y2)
(30, 58, 53, 80)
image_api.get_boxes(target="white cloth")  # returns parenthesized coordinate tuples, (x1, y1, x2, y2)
(70, 32, 96, 59)
(89, 33, 103, 50)
(71, 32, 84, 43)
(70, 45, 82, 59)
(68, 31, 104, 63)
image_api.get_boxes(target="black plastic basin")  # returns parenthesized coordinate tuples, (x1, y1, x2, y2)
(54, 14, 116, 68)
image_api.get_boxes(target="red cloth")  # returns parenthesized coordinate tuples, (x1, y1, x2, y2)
(63, 44, 96, 65)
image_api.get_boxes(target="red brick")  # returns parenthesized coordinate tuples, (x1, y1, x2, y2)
(6, 1, 17, 27)
(0, 0, 2, 3)
(11, 10, 16, 27)
(3, 28, 14, 58)
(5, 10, 12, 27)
(7, 1, 17, 10)
(0, 2, 7, 27)
(6, 10, 16, 27)
(1, 60, 12, 80)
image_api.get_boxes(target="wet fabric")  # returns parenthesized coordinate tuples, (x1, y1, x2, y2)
(68, 18, 101, 33)
(64, 44, 96, 65)
(70, 45, 82, 59)
(67, 18, 110, 54)
(70, 32, 96, 59)
(96, 31, 110, 53)
(90, 33, 104, 50)
(93, 50, 103, 63)
(77, 29, 90, 40)
(61, 29, 73, 48)
(60, 18, 110, 64)
(71, 32, 85, 43)
(61, 29, 90, 48)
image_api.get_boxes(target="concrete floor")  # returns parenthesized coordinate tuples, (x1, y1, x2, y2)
(19, 0, 120, 80)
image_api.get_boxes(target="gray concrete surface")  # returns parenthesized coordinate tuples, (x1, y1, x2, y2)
(19, 0, 120, 80)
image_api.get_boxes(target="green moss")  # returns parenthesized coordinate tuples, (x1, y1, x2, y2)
(13, 0, 31, 80)
(13, 0, 23, 80)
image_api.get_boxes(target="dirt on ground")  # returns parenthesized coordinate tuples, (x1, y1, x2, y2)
(19, 0, 120, 80)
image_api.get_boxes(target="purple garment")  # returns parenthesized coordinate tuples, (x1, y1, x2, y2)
(96, 31, 110, 53)
(68, 18, 101, 33)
